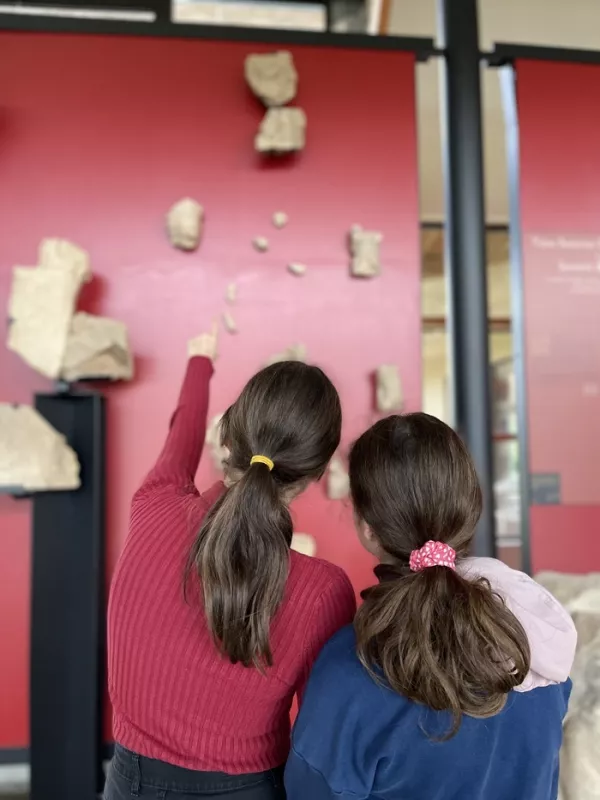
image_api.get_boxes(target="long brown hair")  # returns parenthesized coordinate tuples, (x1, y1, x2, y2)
(349, 413, 530, 735)
(187, 361, 341, 669)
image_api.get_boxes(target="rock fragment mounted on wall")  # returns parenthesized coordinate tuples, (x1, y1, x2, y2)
(327, 455, 350, 501)
(349, 225, 383, 278)
(166, 198, 204, 251)
(0, 404, 81, 491)
(266, 343, 307, 366)
(245, 51, 298, 107)
(7, 239, 92, 379)
(376, 365, 403, 412)
(255, 108, 306, 154)
(6, 238, 134, 383)
(60, 312, 134, 382)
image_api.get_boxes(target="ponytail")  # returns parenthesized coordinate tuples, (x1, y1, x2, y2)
(186, 360, 342, 669)
(188, 460, 292, 668)
(348, 413, 532, 737)
(355, 565, 531, 737)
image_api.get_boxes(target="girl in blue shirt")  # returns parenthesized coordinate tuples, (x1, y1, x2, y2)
(286, 413, 571, 800)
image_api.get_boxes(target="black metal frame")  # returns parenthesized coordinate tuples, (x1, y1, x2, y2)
(30, 390, 106, 800)
(438, 0, 496, 558)
(488, 42, 600, 67)
(0, 7, 438, 56)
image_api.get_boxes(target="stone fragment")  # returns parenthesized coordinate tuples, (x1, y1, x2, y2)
(60, 312, 134, 382)
(222, 311, 238, 334)
(166, 198, 204, 251)
(7, 250, 88, 380)
(287, 262, 306, 277)
(291, 533, 317, 557)
(245, 51, 298, 107)
(0, 404, 81, 491)
(255, 108, 306, 154)
(272, 211, 288, 229)
(253, 236, 269, 252)
(206, 413, 228, 472)
(327, 456, 350, 501)
(225, 282, 237, 304)
(535, 572, 600, 800)
(266, 343, 307, 366)
(349, 224, 383, 278)
(376, 365, 403, 412)
(39, 238, 92, 286)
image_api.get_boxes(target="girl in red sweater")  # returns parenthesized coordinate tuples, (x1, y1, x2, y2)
(105, 326, 356, 799)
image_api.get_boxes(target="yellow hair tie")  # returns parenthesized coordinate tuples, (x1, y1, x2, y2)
(250, 455, 274, 471)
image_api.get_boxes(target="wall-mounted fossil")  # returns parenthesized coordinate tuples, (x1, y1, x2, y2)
(272, 211, 288, 229)
(61, 312, 134, 382)
(287, 262, 306, 277)
(266, 343, 307, 366)
(245, 51, 298, 107)
(349, 225, 383, 278)
(291, 533, 317, 557)
(376, 365, 403, 412)
(255, 108, 306, 154)
(327, 455, 350, 501)
(7, 239, 92, 379)
(166, 198, 204, 251)
(222, 311, 238, 334)
(253, 236, 269, 252)
(0, 404, 81, 491)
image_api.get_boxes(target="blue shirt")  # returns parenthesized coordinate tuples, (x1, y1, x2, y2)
(286, 625, 570, 800)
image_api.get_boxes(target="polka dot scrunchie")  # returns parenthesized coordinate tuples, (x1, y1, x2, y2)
(409, 540, 456, 572)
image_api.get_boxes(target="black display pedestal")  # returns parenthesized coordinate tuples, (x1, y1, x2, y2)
(30, 390, 105, 800)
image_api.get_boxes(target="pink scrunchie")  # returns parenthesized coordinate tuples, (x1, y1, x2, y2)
(409, 540, 456, 572)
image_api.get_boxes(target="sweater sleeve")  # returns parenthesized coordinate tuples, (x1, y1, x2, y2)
(296, 570, 356, 703)
(135, 356, 214, 496)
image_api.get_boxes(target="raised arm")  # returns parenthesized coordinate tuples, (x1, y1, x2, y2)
(136, 325, 218, 496)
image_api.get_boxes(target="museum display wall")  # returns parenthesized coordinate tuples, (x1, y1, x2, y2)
(0, 31, 422, 749)
(514, 59, 600, 574)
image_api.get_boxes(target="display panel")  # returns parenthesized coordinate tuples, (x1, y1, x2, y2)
(0, 32, 421, 747)
(514, 59, 600, 573)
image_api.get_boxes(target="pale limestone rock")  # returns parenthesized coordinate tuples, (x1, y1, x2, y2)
(225, 282, 237, 304)
(255, 108, 306, 154)
(166, 198, 204, 251)
(0, 404, 80, 491)
(206, 413, 228, 472)
(327, 456, 350, 501)
(287, 262, 306, 277)
(272, 211, 288, 229)
(291, 533, 317, 557)
(350, 224, 383, 278)
(253, 236, 269, 253)
(245, 51, 298, 107)
(39, 238, 92, 286)
(266, 343, 307, 366)
(60, 312, 133, 382)
(376, 365, 403, 412)
(535, 572, 600, 800)
(7, 260, 87, 380)
(222, 311, 238, 334)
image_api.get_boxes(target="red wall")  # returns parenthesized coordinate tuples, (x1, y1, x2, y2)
(0, 32, 421, 748)
(517, 59, 600, 573)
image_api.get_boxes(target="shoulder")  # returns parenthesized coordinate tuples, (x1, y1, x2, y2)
(287, 553, 356, 623)
(289, 550, 354, 596)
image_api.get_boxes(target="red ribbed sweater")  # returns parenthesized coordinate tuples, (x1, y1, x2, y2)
(108, 356, 356, 774)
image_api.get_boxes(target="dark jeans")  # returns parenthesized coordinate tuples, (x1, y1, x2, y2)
(104, 744, 286, 799)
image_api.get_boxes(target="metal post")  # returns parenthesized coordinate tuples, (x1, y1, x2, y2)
(438, 0, 496, 557)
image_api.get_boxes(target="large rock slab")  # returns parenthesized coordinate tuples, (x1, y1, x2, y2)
(0, 404, 81, 491)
